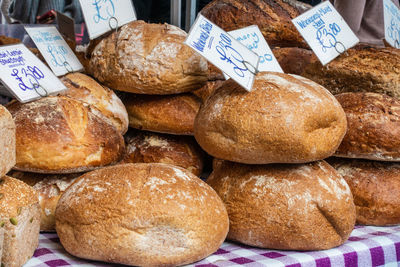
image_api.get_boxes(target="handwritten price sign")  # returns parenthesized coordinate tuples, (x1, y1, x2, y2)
(79, 0, 136, 39)
(384, 0, 400, 49)
(25, 26, 83, 76)
(292, 1, 359, 65)
(0, 44, 67, 103)
(185, 14, 259, 91)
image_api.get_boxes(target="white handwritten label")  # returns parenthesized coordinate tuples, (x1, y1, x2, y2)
(384, 0, 400, 48)
(25, 26, 83, 76)
(185, 14, 259, 92)
(79, 0, 136, 40)
(0, 44, 67, 103)
(223, 25, 283, 79)
(292, 1, 359, 65)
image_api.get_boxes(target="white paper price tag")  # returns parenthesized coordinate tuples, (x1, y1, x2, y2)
(79, 0, 136, 40)
(384, 0, 400, 48)
(25, 26, 83, 76)
(0, 44, 67, 103)
(292, 1, 359, 65)
(223, 25, 283, 79)
(185, 14, 259, 91)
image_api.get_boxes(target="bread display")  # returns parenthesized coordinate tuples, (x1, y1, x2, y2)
(60, 72, 129, 134)
(122, 129, 204, 176)
(124, 93, 202, 135)
(334, 92, 400, 161)
(200, 0, 308, 48)
(207, 160, 356, 250)
(195, 72, 347, 164)
(56, 163, 229, 266)
(272, 47, 313, 75)
(0, 176, 41, 267)
(0, 105, 15, 178)
(302, 47, 400, 98)
(89, 20, 208, 94)
(7, 96, 125, 173)
(192, 80, 225, 102)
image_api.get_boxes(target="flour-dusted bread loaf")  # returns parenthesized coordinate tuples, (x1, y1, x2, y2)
(272, 47, 313, 75)
(89, 20, 208, 95)
(124, 93, 202, 135)
(60, 72, 129, 134)
(56, 163, 228, 266)
(335, 92, 400, 161)
(7, 96, 125, 173)
(329, 158, 400, 226)
(195, 72, 347, 164)
(302, 47, 400, 98)
(208, 160, 355, 250)
(8, 171, 79, 231)
(0, 105, 15, 177)
(0, 176, 41, 267)
(201, 0, 308, 48)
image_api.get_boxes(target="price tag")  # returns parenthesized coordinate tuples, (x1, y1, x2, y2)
(0, 43, 67, 103)
(223, 25, 283, 79)
(292, 1, 359, 65)
(185, 14, 259, 92)
(383, 0, 400, 49)
(79, 0, 137, 40)
(25, 26, 83, 76)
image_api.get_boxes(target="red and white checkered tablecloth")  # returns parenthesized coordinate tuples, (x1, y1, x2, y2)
(25, 225, 400, 267)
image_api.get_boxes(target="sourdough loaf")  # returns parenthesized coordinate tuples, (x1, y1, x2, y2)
(207, 160, 356, 250)
(0, 105, 15, 177)
(56, 163, 228, 266)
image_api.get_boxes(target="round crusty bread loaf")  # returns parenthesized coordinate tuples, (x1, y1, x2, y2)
(124, 92, 202, 135)
(334, 92, 400, 161)
(122, 129, 204, 176)
(7, 96, 125, 173)
(60, 72, 129, 134)
(207, 160, 356, 250)
(88, 20, 208, 94)
(0, 105, 15, 178)
(8, 170, 79, 231)
(55, 163, 229, 266)
(328, 158, 400, 226)
(194, 72, 347, 164)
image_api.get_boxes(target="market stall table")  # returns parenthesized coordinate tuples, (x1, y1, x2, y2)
(25, 225, 400, 266)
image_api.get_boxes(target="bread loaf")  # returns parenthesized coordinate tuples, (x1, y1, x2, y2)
(201, 0, 308, 48)
(329, 158, 400, 226)
(56, 163, 229, 266)
(207, 160, 356, 250)
(272, 47, 313, 75)
(194, 72, 347, 164)
(0, 105, 15, 177)
(122, 129, 204, 176)
(335, 92, 400, 161)
(60, 72, 129, 134)
(192, 80, 225, 102)
(302, 47, 400, 98)
(124, 93, 202, 135)
(7, 96, 125, 173)
(0, 176, 41, 267)
(89, 20, 208, 94)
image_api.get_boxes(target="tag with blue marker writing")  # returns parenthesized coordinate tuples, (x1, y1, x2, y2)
(0, 44, 67, 103)
(25, 26, 83, 76)
(292, 1, 359, 65)
(223, 25, 283, 79)
(185, 14, 260, 92)
(383, 0, 400, 49)
(79, 0, 136, 40)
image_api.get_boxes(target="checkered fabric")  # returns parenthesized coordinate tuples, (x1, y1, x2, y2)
(25, 225, 400, 267)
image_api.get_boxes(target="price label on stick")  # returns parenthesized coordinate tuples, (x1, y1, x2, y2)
(25, 26, 84, 76)
(185, 14, 260, 92)
(79, 0, 137, 40)
(0, 44, 67, 103)
(292, 1, 359, 65)
(383, 0, 400, 49)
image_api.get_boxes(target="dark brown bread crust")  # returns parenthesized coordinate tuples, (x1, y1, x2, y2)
(272, 47, 313, 75)
(335, 92, 400, 161)
(201, 0, 308, 48)
(207, 160, 356, 250)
